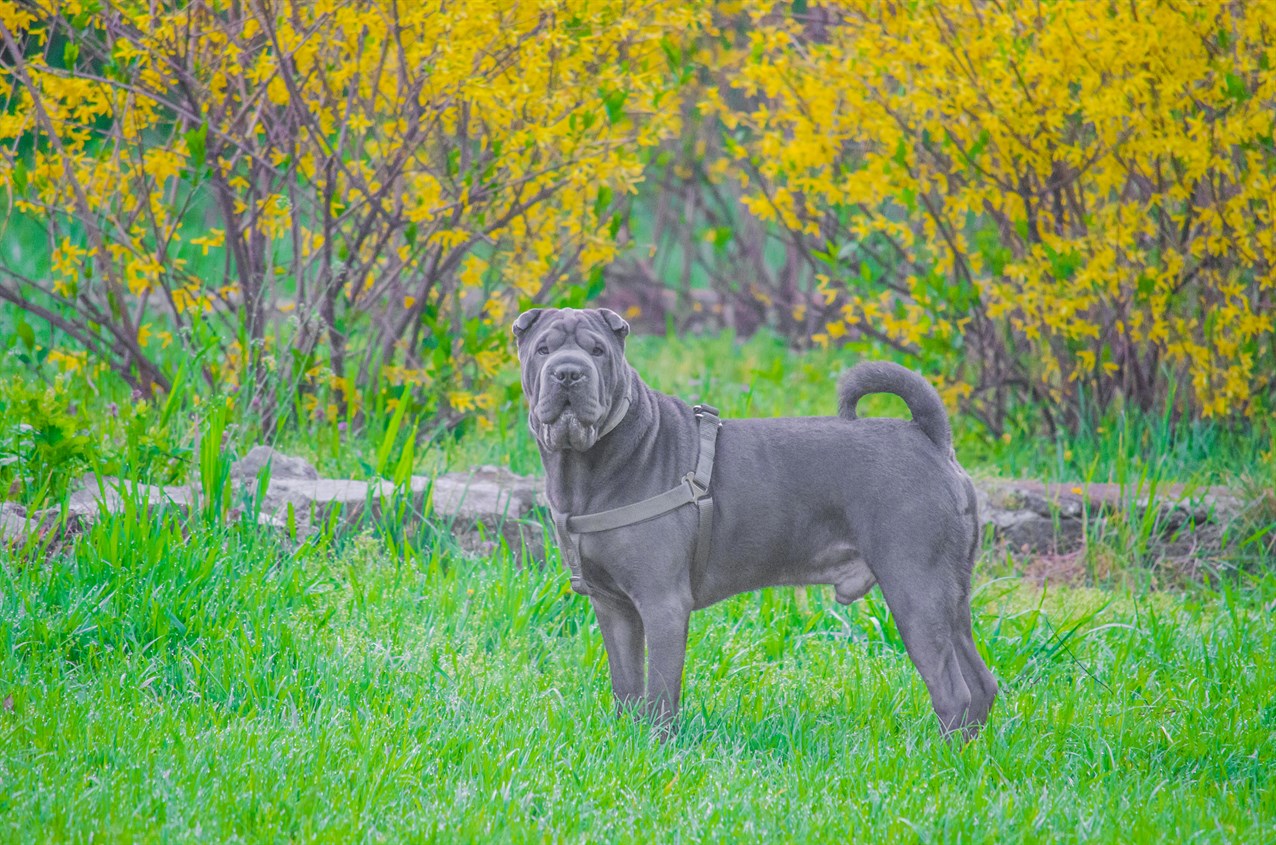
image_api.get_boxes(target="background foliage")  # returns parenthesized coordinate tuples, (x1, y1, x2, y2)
(1, 0, 1273, 450)
(614, 0, 1276, 434)
(2, 5, 1274, 840)
(1, 0, 699, 434)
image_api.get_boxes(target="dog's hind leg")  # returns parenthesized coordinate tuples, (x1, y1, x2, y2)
(952, 596, 998, 728)
(950, 475, 998, 728)
(873, 560, 976, 738)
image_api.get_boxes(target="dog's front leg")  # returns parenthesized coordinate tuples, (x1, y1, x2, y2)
(639, 596, 692, 726)
(590, 594, 645, 713)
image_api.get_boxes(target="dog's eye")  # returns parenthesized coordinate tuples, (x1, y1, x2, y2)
(590, 345, 605, 357)
(536, 345, 549, 356)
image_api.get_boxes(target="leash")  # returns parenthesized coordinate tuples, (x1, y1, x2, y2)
(550, 403, 721, 596)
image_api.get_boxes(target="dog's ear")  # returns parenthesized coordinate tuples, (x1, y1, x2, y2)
(512, 308, 546, 342)
(598, 308, 630, 340)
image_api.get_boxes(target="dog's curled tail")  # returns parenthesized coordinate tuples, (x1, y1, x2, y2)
(837, 361, 952, 453)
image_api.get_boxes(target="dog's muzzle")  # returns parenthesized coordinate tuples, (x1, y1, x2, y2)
(533, 352, 608, 451)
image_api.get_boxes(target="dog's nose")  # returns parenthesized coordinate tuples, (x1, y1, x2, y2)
(549, 362, 588, 386)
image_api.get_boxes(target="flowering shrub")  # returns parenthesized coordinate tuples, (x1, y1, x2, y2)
(0, 0, 700, 431)
(690, 0, 1275, 432)
(4, 1, 1272, 438)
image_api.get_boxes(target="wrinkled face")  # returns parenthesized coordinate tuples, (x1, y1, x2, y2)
(512, 307, 631, 452)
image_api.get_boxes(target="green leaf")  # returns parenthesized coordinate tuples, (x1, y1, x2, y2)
(585, 267, 605, 300)
(660, 36, 683, 71)
(375, 389, 410, 477)
(594, 185, 613, 218)
(183, 122, 208, 172)
(600, 88, 628, 125)
(16, 320, 35, 351)
(1223, 72, 1249, 104)
(712, 226, 732, 255)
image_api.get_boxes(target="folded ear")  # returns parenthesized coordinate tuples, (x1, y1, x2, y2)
(512, 308, 546, 341)
(598, 308, 630, 339)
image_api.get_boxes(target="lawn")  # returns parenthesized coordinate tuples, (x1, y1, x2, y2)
(1, 329, 1273, 842)
(1, 510, 1273, 842)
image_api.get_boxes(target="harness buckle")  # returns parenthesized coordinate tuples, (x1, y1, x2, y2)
(693, 403, 719, 419)
(684, 471, 709, 500)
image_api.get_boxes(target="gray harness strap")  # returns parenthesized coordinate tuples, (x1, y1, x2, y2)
(551, 404, 722, 596)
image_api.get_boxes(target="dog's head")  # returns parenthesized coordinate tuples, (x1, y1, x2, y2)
(512, 307, 632, 452)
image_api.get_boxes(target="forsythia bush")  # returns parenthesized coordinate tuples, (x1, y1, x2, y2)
(3, 0, 1272, 436)
(0, 0, 701, 430)
(698, 0, 1275, 431)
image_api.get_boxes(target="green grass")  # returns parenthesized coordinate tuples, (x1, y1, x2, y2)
(1, 509, 1273, 842)
(3, 315, 1270, 508)
(379, 330, 1273, 487)
(1, 324, 1272, 840)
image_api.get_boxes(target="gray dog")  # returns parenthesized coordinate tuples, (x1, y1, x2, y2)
(514, 306, 997, 737)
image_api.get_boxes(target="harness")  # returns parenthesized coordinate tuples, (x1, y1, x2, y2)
(550, 403, 722, 596)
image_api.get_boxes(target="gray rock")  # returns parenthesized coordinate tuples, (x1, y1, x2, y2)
(422, 466, 547, 561)
(53, 457, 547, 560)
(245, 464, 548, 559)
(0, 502, 29, 542)
(230, 446, 319, 482)
(428, 465, 541, 522)
(26, 461, 1244, 569)
(64, 476, 195, 518)
(993, 509, 1088, 555)
(253, 477, 397, 534)
(970, 478, 1241, 557)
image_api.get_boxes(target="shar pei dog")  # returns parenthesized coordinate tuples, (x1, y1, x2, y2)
(514, 307, 997, 737)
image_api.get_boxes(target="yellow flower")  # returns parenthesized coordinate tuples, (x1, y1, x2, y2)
(172, 284, 212, 315)
(448, 391, 477, 413)
(189, 228, 225, 256)
(475, 350, 504, 378)
(47, 349, 87, 372)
